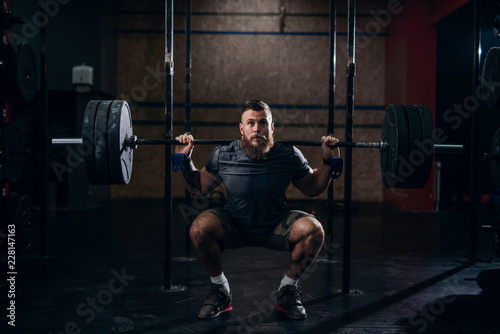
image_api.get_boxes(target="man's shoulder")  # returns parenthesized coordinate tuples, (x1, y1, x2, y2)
(218, 140, 241, 152)
(273, 141, 300, 155)
(219, 140, 241, 152)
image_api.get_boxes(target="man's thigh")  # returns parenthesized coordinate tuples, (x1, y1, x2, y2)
(264, 210, 317, 252)
(201, 207, 247, 251)
(201, 208, 317, 252)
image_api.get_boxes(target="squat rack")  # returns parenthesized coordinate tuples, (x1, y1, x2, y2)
(162, 0, 355, 292)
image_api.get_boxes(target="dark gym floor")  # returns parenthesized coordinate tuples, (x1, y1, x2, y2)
(3, 199, 500, 334)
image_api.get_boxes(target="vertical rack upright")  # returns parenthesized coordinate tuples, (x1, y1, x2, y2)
(343, 0, 356, 294)
(327, 0, 337, 261)
(164, 0, 174, 290)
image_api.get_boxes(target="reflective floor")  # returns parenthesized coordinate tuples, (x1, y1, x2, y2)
(3, 199, 500, 334)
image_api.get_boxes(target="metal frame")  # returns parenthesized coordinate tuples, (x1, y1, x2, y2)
(343, 0, 356, 294)
(40, 0, 49, 258)
(184, 0, 192, 259)
(164, 0, 174, 290)
(468, 0, 481, 260)
(157, 0, 464, 292)
(327, 0, 337, 261)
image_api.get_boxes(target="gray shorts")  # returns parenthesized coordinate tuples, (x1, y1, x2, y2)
(203, 208, 316, 252)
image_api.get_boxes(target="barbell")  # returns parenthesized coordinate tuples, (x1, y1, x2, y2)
(51, 100, 463, 188)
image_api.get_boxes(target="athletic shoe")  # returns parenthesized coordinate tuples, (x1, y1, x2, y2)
(198, 283, 233, 319)
(275, 285, 307, 319)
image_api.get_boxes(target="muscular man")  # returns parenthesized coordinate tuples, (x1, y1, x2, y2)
(175, 100, 341, 320)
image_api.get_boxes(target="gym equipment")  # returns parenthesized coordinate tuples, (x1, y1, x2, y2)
(482, 224, 500, 258)
(0, 43, 37, 104)
(0, 195, 35, 253)
(80, 100, 133, 185)
(494, 15, 500, 37)
(380, 105, 436, 189)
(51, 100, 463, 188)
(3, 122, 31, 183)
(481, 130, 500, 258)
(485, 128, 500, 186)
(0, 125, 4, 181)
(481, 47, 500, 108)
(476, 269, 500, 294)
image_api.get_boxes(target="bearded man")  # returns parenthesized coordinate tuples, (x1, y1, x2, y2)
(175, 100, 341, 320)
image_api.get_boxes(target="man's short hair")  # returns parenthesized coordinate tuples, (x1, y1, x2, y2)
(241, 100, 272, 122)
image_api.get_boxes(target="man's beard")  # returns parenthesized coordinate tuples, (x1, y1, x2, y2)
(241, 133, 274, 160)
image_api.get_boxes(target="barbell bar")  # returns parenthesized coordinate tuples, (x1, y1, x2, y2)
(126, 138, 461, 153)
(51, 100, 463, 188)
(53, 137, 385, 149)
(53, 137, 463, 153)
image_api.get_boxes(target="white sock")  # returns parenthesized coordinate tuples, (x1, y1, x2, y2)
(211, 272, 230, 294)
(279, 274, 298, 291)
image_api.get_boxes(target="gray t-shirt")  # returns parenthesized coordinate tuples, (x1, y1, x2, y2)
(205, 140, 312, 233)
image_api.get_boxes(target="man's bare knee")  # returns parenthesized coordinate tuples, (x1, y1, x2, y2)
(291, 217, 325, 245)
(312, 220, 325, 243)
(189, 213, 223, 244)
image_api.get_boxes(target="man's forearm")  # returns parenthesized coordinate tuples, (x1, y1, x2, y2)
(311, 163, 332, 195)
(180, 158, 202, 195)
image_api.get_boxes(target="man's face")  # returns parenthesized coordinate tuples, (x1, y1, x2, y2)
(239, 109, 274, 160)
(239, 109, 274, 145)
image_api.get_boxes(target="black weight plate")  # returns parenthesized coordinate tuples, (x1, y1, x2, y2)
(380, 105, 410, 188)
(94, 100, 112, 184)
(404, 105, 422, 188)
(494, 231, 500, 259)
(107, 100, 133, 185)
(404, 105, 434, 189)
(0, 44, 17, 102)
(0, 43, 37, 103)
(481, 47, 500, 108)
(82, 101, 100, 184)
(491, 128, 500, 186)
(0, 125, 4, 181)
(477, 269, 500, 293)
(14, 196, 35, 253)
(3, 123, 24, 182)
(0, 196, 10, 229)
(492, 210, 500, 259)
(494, 15, 500, 37)
(416, 105, 434, 188)
(380, 105, 399, 188)
(16, 44, 37, 103)
(0, 195, 35, 253)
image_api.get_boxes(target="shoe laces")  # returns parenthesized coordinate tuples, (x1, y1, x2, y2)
(291, 289, 302, 299)
(282, 286, 302, 299)
(206, 287, 226, 303)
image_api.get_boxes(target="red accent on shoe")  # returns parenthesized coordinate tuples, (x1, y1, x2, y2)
(219, 304, 233, 314)
(275, 304, 287, 314)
